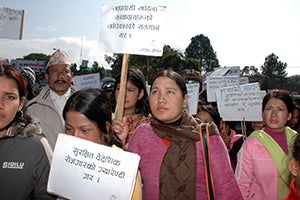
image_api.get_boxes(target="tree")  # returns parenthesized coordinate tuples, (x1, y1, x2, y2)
(105, 54, 123, 78)
(104, 45, 185, 82)
(184, 34, 219, 72)
(260, 53, 288, 90)
(23, 53, 51, 61)
(286, 75, 300, 93)
(240, 66, 260, 76)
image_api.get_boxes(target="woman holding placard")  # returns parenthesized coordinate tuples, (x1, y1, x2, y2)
(117, 69, 243, 199)
(113, 68, 151, 149)
(62, 88, 142, 200)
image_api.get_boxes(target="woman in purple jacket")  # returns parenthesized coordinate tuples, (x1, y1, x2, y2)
(119, 69, 242, 200)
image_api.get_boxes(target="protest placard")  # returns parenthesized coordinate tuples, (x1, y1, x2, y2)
(186, 82, 200, 115)
(99, 4, 167, 119)
(47, 134, 140, 200)
(73, 73, 101, 90)
(206, 76, 240, 102)
(210, 66, 240, 77)
(0, 7, 24, 39)
(99, 4, 166, 56)
(218, 90, 266, 121)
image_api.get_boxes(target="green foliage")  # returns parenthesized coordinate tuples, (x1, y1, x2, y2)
(286, 75, 300, 93)
(240, 66, 260, 76)
(19, 34, 300, 94)
(184, 34, 219, 72)
(23, 53, 51, 61)
(260, 53, 288, 90)
(105, 54, 123, 78)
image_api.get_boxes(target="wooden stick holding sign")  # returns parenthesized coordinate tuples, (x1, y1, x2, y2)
(99, 4, 166, 119)
(115, 54, 130, 120)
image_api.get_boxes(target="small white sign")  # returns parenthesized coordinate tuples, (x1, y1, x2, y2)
(99, 4, 167, 56)
(218, 90, 266, 121)
(47, 134, 140, 200)
(206, 76, 240, 102)
(186, 82, 200, 115)
(0, 7, 24, 39)
(73, 73, 101, 90)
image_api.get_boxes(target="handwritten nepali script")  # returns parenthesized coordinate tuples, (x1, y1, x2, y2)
(0, 7, 23, 39)
(73, 73, 101, 90)
(99, 4, 167, 56)
(47, 134, 140, 200)
(218, 90, 266, 121)
(186, 82, 200, 115)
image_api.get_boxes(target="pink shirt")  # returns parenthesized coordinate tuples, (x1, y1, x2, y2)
(128, 122, 243, 200)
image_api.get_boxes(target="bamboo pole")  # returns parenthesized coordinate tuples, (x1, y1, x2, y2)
(114, 54, 130, 120)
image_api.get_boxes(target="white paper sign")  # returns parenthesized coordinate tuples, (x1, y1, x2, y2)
(47, 134, 140, 200)
(73, 73, 101, 90)
(186, 82, 200, 115)
(206, 76, 240, 102)
(0, 7, 24, 39)
(210, 66, 240, 77)
(99, 4, 167, 56)
(218, 90, 266, 121)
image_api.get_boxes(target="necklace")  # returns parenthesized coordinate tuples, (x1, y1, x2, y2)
(125, 112, 136, 117)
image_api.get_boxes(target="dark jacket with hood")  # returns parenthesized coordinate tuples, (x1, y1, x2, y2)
(0, 117, 56, 200)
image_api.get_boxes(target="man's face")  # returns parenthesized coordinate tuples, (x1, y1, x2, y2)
(45, 64, 73, 95)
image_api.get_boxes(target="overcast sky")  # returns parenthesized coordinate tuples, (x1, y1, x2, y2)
(1, 0, 300, 76)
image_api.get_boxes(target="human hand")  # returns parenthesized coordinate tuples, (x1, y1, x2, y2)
(112, 117, 129, 147)
(193, 70, 202, 82)
(220, 121, 231, 150)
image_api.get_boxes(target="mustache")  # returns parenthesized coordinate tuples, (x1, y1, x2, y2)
(54, 80, 67, 84)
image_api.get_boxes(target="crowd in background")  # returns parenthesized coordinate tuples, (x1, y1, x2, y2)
(1, 49, 300, 199)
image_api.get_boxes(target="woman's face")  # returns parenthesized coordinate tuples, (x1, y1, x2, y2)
(288, 108, 300, 129)
(150, 76, 188, 123)
(196, 110, 214, 124)
(65, 110, 102, 144)
(115, 81, 144, 113)
(263, 97, 291, 131)
(0, 76, 25, 136)
(251, 121, 264, 131)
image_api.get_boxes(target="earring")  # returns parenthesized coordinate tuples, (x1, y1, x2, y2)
(18, 110, 24, 118)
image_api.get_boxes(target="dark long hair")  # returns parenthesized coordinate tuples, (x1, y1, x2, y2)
(262, 89, 294, 114)
(63, 88, 123, 148)
(0, 65, 30, 124)
(151, 69, 187, 98)
(114, 68, 150, 116)
(292, 133, 300, 162)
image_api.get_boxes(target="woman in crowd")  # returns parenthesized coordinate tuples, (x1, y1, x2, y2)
(287, 104, 300, 133)
(113, 68, 151, 148)
(196, 104, 243, 171)
(0, 64, 55, 199)
(62, 88, 141, 200)
(118, 69, 243, 199)
(235, 89, 297, 200)
(284, 133, 300, 199)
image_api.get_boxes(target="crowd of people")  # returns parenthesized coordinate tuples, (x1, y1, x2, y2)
(1, 49, 300, 199)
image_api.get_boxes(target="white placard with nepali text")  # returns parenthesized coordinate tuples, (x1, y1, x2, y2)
(73, 73, 101, 90)
(47, 134, 140, 200)
(218, 90, 266, 121)
(99, 4, 167, 56)
(186, 82, 200, 115)
(206, 76, 240, 102)
(0, 7, 24, 39)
